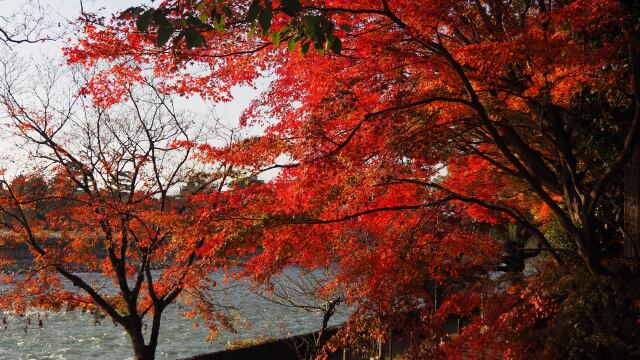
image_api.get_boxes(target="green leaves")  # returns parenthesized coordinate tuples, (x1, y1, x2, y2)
(339, 24, 353, 33)
(301, 42, 310, 55)
(129, 8, 174, 46)
(246, 0, 261, 22)
(287, 37, 297, 51)
(153, 11, 172, 29)
(302, 15, 320, 39)
(271, 26, 290, 46)
(246, 0, 273, 35)
(157, 25, 174, 46)
(123, 6, 144, 16)
(127, 1, 344, 54)
(296, 15, 342, 55)
(153, 11, 174, 46)
(221, 5, 233, 18)
(184, 28, 207, 49)
(281, 0, 302, 17)
(136, 9, 154, 33)
(212, 14, 226, 32)
(127, 6, 211, 49)
(330, 37, 342, 54)
(133, 8, 173, 35)
(258, 8, 273, 34)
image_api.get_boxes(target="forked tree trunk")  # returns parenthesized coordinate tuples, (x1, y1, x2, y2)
(578, 214, 608, 275)
(127, 321, 157, 360)
(560, 206, 607, 275)
(133, 345, 156, 360)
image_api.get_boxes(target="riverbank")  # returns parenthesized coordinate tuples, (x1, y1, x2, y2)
(182, 325, 418, 360)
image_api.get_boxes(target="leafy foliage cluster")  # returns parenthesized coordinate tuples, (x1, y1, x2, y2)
(1, 0, 640, 359)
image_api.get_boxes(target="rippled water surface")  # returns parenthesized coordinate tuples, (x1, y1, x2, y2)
(0, 270, 348, 359)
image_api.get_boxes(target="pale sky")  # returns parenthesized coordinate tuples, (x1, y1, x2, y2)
(0, 0, 268, 175)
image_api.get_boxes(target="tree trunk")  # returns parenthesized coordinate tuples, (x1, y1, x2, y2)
(133, 346, 155, 360)
(127, 321, 157, 360)
(574, 224, 608, 275)
(624, 142, 640, 268)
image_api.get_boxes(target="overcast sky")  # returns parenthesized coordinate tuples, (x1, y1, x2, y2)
(0, 0, 266, 175)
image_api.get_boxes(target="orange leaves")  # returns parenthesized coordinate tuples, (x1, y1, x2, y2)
(80, 63, 145, 108)
(47, 0, 637, 356)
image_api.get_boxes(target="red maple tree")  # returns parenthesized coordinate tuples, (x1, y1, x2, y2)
(0, 66, 236, 359)
(15, 0, 640, 357)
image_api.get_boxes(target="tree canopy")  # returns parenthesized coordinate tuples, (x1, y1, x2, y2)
(1, 0, 639, 359)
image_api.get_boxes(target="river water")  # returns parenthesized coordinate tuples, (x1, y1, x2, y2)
(0, 270, 348, 359)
